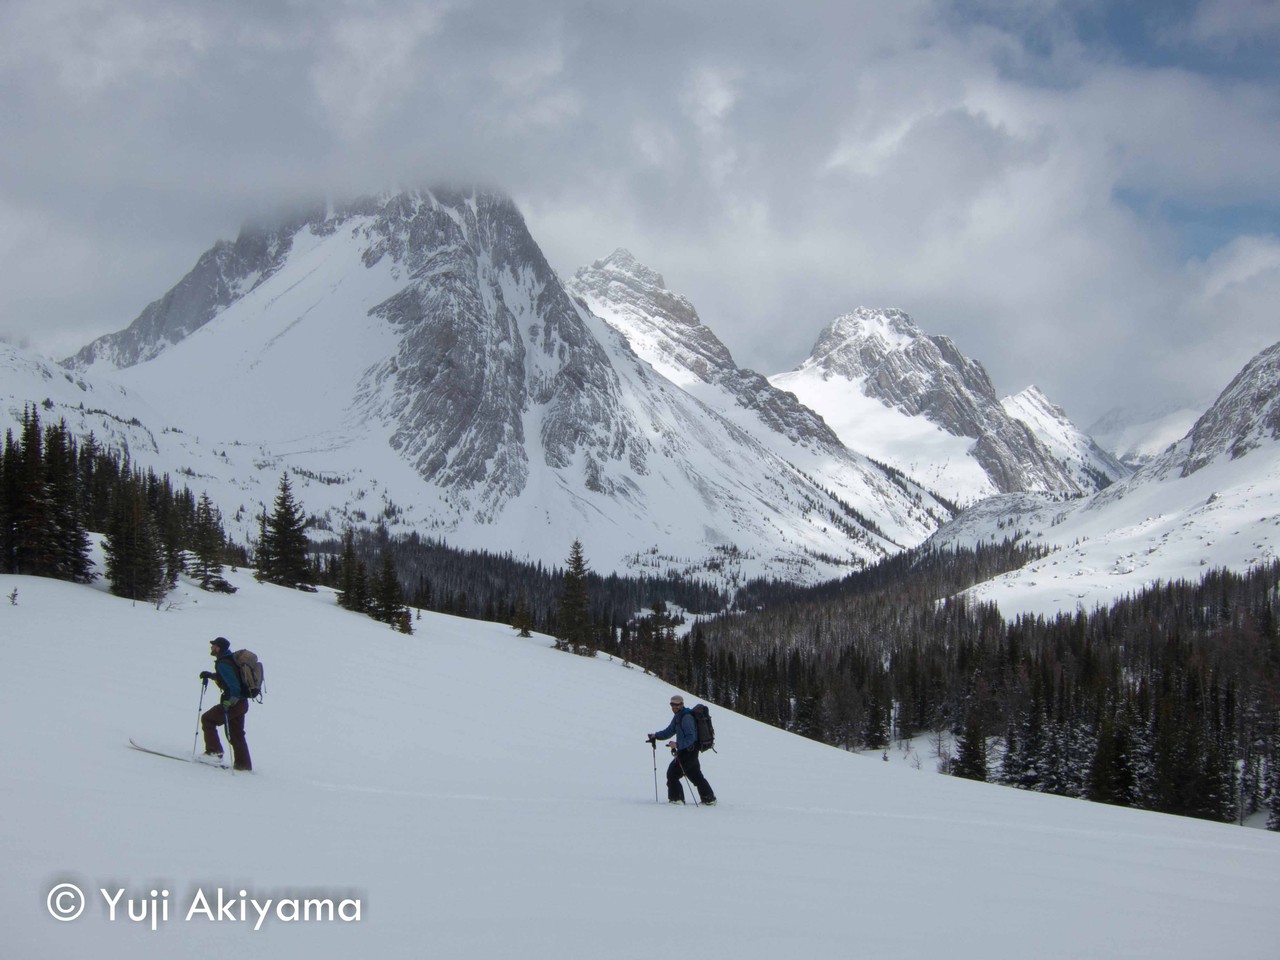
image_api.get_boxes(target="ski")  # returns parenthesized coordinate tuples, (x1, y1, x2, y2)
(127, 739, 228, 768)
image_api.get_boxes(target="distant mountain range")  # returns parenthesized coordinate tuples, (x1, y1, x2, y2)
(5, 186, 1275, 600)
(932, 339, 1280, 615)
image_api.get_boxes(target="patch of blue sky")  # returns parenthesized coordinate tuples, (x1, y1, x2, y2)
(949, 0, 1280, 85)
(1114, 186, 1280, 259)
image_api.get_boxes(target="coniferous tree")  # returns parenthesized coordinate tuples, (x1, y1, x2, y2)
(373, 551, 407, 626)
(396, 606, 414, 635)
(1267, 726, 1280, 831)
(351, 558, 371, 614)
(103, 480, 166, 602)
(257, 473, 311, 589)
(152, 472, 186, 589)
(336, 528, 359, 610)
(190, 493, 232, 591)
(255, 506, 273, 579)
(952, 713, 989, 782)
(0, 428, 20, 572)
(863, 683, 890, 751)
(556, 539, 593, 655)
(40, 419, 93, 583)
(512, 593, 534, 638)
(1086, 713, 1136, 807)
(13, 407, 57, 576)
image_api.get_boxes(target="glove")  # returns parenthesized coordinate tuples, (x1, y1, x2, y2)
(200, 671, 215, 681)
(646, 734, 656, 744)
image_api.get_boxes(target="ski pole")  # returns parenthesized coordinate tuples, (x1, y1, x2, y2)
(673, 749, 701, 807)
(651, 739, 659, 803)
(192, 678, 208, 760)
(223, 704, 234, 769)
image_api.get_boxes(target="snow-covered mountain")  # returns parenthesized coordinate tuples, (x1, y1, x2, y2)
(770, 308, 1094, 506)
(1086, 403, 1204, 468)
(932, 339, 1280, 617)
(1, 341, 260, 502)
(567, 250, 951, 537)
(5, 563, 1277, 960)
(1001, 386, 1131, 492)
(1175, 339, 1280, 475)
(42, 189, 951, 583)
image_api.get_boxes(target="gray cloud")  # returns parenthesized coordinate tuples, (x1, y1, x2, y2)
(2, 0, 1277, 425)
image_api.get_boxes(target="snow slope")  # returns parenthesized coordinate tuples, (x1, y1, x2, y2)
(4, 564, 1278, 959)
(932, 342, 1280, 618)
(931, 445, 1280, 617)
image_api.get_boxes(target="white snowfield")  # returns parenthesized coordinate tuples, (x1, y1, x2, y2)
(932, 431, 1280, 618)
(3, 565, 1278, 960)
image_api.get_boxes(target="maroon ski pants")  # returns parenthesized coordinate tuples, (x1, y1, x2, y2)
(201, 699, 251, 770)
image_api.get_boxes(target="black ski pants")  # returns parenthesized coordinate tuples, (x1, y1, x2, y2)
(202, 699, 252, 770)
(667, 747, 714, 803)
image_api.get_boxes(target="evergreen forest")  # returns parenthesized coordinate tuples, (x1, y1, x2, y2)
(676, 548, 1280, 829)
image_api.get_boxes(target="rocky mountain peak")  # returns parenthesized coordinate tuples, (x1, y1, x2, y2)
(811, 307, 921, 363)
(1182, 339, 1280, 475)
(569, 249, 867, 457)
(568, 250, 733, 384)
(779, 307, 1090, 499)
(798, 307, 998, 433)
(572, 249, 705, 333)
(588, 248, 668, 294)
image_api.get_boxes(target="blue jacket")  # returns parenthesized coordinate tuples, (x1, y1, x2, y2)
(214, 654, 243, 703)
(654, 708, 697, 752)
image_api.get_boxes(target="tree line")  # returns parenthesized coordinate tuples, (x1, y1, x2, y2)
(310, 526, 728, 637)
(1, 407, 237, 600)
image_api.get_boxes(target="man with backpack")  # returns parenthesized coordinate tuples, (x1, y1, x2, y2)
(646, 694, 715, 805)
(199, 637, 252, 771)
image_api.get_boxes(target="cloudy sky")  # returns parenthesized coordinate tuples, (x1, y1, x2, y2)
(2, 0, 1278, 426)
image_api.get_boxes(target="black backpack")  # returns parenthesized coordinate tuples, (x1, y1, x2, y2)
(691, 704, 715, 753)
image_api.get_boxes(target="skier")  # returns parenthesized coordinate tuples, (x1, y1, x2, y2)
(647, 694, 715, 805)
(199, 637, 252, 771)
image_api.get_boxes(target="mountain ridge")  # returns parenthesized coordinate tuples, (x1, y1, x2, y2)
(770, 308, 1100, 504)
(23, 189, 952, 584)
